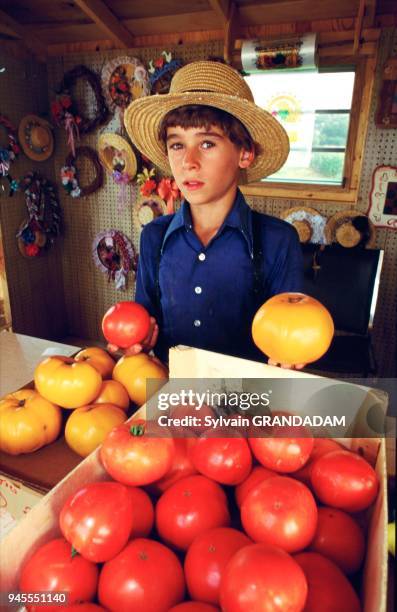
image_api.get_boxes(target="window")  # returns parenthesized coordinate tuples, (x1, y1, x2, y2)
(245, 70, 355, 185)
(241, 56, 377, 204)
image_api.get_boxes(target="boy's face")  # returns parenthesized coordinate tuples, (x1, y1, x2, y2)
(166, 124, 254, 207)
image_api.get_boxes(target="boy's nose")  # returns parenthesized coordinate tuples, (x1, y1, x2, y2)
(182, 148, 200, 169)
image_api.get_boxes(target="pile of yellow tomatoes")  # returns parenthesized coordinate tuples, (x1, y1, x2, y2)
(0, 347, 168, 457)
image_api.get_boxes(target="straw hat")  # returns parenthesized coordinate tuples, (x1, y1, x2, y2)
(98, 133, 137, 178)
(124, 61, 290, 183)
(18, 115, 54, 161)
(136, 194, 167, 227)
(280, 206, 327, 244)
(325, 211, 376, 248)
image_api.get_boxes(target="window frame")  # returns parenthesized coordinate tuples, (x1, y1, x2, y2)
(241, 55, 378, 204)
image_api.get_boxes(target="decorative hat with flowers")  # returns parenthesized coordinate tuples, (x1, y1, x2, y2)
(0, 114, 20, 196)
(135, 166, 180, 227)
(148, 51, 183, 95)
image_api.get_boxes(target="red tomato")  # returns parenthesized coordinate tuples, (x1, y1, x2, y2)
(128, 486, 154, 538)
(311, 449, 379, 512)
(248, 413, 313, 473)
(56, 606, 106, 611)
(60, 481, 134, 563)
(220, 543, 308, 612)
(309, 506, 365, 574)
(169, 403, 216, 434)
(19, 538, 98, 611)
(169, 604, 220, 612)
(235, 465, 275, 508)
(149, 438, 198, 495)
(102, 301, 150, 348)
(294, 552, 361, 612)
(190, 434, 252, 485)
(156, 475, 231, 551)
(98, 538, 185, 612)
(241, 476, 318, 553)
(293, 438, 342, 487)
(100, 420, 175, 486)
(185, 527, 251, 605)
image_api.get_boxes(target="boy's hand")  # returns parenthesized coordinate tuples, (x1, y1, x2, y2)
(267, 359, 306, 371)
(107, 317, 159, 356)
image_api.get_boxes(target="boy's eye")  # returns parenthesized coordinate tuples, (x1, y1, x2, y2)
(168, 142, 183, 151)
(201, 141, 215, 149)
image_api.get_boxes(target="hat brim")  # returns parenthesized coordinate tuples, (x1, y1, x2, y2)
(124, 92, 290, 183)
(98, 133, 137, 178)
(18, 115, 54, 162)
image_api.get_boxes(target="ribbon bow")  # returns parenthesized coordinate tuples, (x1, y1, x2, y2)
(112, 170, 132, 212)
(64, 112, 80, 157)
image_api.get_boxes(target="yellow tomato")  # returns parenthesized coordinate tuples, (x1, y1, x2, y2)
(0, 389, 62, 455)
(74, 347, 116, 379)
(252, 292, 334, 365)
(34, 356, 102, 409)
(94, 379, 130, 411)
(112, 354, 168, 406)
(65, 402, 126, 457)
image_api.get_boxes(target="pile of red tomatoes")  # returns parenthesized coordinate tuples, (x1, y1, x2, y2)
(19, 420, 379, 612)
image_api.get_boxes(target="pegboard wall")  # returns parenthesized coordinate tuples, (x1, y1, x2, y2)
(1, 32, 396, 375)
(46, 41, 222, 342)
(0, 50, 67, 340)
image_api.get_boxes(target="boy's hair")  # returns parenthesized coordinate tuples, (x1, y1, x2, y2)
(158, 105, 261, 155)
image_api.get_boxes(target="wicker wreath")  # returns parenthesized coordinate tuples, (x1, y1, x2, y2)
(61, 146, 104, 197)
(55, 65, 109, 134)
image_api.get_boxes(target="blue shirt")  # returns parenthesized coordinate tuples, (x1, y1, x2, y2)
(135, 189, 303, 363)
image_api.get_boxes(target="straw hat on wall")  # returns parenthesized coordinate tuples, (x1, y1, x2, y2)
(18, 115, 54, 161)
(325, 211, 376, 248)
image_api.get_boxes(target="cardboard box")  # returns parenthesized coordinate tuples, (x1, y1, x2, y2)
(0, 475, 44, 539)
(0, 347, 389, 612)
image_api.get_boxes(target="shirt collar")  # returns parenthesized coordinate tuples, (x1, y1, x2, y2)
(161, 188, 253, 256)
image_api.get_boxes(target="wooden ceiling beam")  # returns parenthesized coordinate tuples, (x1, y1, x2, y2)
(353, 0, 366, 54)
(0, 8, 47, 59)
(208, 0, 231, 24)
(73, 0, 134, 48)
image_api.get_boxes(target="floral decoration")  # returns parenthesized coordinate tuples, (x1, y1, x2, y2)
(60, 165, 81, 198)
(136, 167, 180, 214)
(92, 229, 137, 290)
(16, 172, 61, 258)
(148, 51, 183, 94)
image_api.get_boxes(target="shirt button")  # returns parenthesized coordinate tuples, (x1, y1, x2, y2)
(198, 253, 206, 261)
(194, 319, 201, 327)
(194, 286, 202, 294)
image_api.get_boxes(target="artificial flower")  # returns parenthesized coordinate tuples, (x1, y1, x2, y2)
(140, 179, 156, 197)
(25, 243, 40, 257)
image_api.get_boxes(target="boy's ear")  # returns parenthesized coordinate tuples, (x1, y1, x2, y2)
(239, 147, 255, 169)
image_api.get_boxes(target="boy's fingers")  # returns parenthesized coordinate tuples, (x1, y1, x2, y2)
(268, 358, 305, 370)
(150, 324, 159, 348)
(124, 344, 143, 356)
(107, 343, 119, 353)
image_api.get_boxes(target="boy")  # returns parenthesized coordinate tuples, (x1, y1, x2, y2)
(115, 61, 303, 367)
